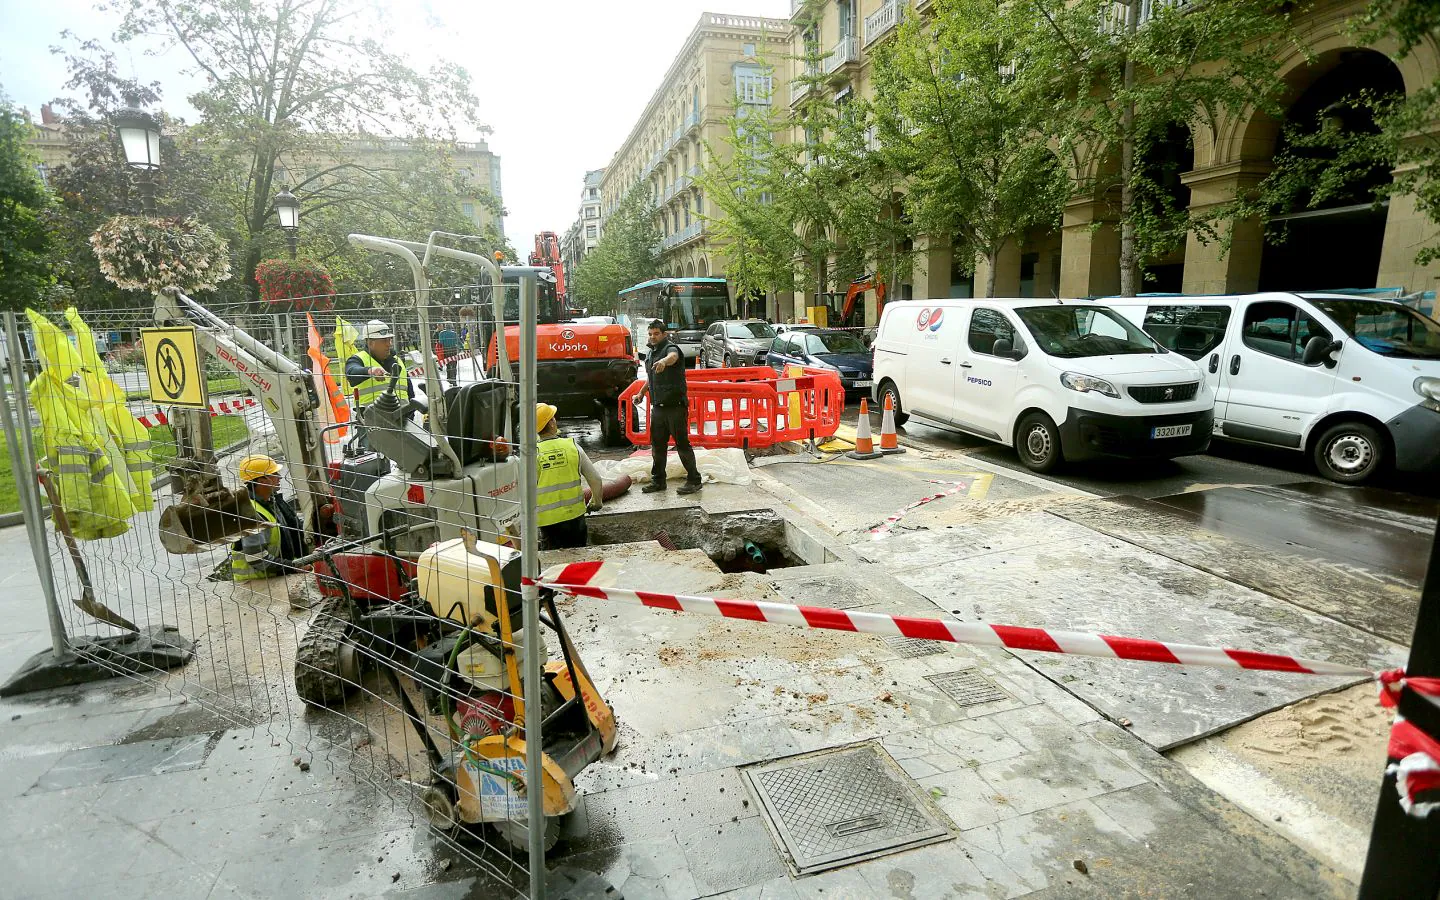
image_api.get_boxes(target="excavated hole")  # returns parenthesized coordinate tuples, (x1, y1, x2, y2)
(586, 507, 836, 574)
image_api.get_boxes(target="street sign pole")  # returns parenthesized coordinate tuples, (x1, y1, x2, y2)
(1357, 516, 1440, 898)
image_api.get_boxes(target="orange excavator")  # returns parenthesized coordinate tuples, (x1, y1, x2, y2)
(839, 274, 886, 329)
(528, 232, 567, 304)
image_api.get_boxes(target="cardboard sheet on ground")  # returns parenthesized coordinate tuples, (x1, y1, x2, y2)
(597, 447, 752, 486)
(860, 511, 1406, 750)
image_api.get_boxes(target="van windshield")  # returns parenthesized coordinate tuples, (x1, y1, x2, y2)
(1015, 306, 1160, 358)
(1309, 299, 1440, 360)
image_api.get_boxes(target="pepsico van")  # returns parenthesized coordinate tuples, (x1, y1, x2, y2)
(871, 298, 1215, 472)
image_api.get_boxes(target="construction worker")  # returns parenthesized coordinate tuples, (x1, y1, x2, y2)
(536, 402, 604, 549)
(231, 455, 305, 584)
(642, 319, 702, 495)
(345, 320, 410, 406)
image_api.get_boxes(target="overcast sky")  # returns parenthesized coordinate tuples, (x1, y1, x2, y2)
(0, 0, 787, 252)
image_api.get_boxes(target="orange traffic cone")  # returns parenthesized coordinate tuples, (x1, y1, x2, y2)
(848, 398, 882, 460)
(879, 393, 906, 455)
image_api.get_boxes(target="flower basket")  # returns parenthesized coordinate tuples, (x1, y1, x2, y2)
(90, 215, 232, 293)
(255, 258, 337, 311)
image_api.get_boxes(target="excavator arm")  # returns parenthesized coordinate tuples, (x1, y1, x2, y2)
(153, 289, 332, 553)
(840, 276, 887, 329)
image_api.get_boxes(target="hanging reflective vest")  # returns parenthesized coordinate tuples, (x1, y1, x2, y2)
(231, 502, 282, 582)
(536, 437, 586, 527)
(352, 350, 410, 406)
(65, 308, 153, 512)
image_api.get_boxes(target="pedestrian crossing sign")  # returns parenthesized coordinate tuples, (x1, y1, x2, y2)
(141, 327, 207, 409)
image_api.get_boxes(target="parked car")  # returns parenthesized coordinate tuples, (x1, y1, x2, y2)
(1106, 292, 1440, 483)
(699, 320, 777, 368)
(768, 329, 874, 393)
(872, 298, 1215, 472)
(774, 323, 820, 335)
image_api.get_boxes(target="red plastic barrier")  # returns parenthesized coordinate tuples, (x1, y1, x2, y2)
(618, 365, 844, 449)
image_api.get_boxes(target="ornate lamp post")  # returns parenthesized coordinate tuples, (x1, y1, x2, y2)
(114, 105, 161, 215)
(274, 189, 300, 259)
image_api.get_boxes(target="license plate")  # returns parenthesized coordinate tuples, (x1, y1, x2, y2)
(1152, 424, 1193, 439)
(854, 380, 873, 388)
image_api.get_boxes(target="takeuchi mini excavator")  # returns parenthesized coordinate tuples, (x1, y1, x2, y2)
(839, 274, 887, 330)
(528, 231, 566, 302)
(152, 232, 618, 853)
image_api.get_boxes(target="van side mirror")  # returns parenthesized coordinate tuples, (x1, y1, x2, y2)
(1301, 335, 1341, 368)
(991, 338, 1026, 361)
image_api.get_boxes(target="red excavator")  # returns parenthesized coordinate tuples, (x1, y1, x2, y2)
(529, 231, 567, 303)
(839, 274, 887, 329)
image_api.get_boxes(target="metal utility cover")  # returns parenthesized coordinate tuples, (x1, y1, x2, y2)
(771, 575, 869, 610)
(885, 636, 947, 658)
(744, 743, 952, 875)
(926, 669, 1007, 708)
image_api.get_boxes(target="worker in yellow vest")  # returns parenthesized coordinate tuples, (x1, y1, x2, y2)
(536, 403, 604, 549)
(231, 455, 306, 587)
(344, 320, 411, 406)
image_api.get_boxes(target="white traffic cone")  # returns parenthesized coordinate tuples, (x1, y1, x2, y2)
(847, 398, 883, 460)
(878, 392, 905, 455)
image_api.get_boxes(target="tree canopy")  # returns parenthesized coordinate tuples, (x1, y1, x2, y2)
(0, 96, 53, 310)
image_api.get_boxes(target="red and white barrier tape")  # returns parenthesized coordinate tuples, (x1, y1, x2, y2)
(870, 480, 969, 539)
(135, 396, 259, 428)
(408, 348, 482, 378)
(525, 563, 1371, 678)
(1379, 668, 1440, 817)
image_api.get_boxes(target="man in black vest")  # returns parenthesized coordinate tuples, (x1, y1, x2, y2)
(642, 319, 702, 495)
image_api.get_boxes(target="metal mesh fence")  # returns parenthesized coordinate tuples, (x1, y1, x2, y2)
(1, 243, 598, 898)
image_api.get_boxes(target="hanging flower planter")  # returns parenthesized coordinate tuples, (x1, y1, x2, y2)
(90, 215, 233, 293)
(255, 258, 337, 311)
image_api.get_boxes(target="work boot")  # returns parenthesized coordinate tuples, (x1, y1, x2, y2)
(676, 481, 703, 496)
(641, 481, 667, 494)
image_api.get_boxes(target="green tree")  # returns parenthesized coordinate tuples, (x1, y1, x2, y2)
(872, 0, 1071, 298)
(0, 96, 53, 310)
(572, 185, 660, 313)
(1033, 0, 1292, 294)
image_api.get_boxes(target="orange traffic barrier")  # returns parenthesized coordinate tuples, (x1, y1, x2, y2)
(879, 392, 905, 454)
(618, 365, 845, 450)
(848, 398, 882, 460)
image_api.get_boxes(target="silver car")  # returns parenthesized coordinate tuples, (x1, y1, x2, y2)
(699, 319, 777, 368)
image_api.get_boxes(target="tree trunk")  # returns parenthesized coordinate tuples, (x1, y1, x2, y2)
(1118, 0, 1140, 297)
(984, 249, 998, 298)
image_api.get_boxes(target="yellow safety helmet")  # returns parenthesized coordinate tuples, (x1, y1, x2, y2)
(238, 454, 282, 483)
(536, 403, 558, 434)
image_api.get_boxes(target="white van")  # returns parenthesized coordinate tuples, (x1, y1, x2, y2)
(1106, 292, 1440, 484)
(872, 299, 1215, 472)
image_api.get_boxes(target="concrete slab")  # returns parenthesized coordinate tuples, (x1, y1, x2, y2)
(864, 511, 1405, 749)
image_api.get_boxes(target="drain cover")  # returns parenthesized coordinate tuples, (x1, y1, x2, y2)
(770, 575, 869, 610)
(884, 636, 948, 658)
(926, 669, 1007, 708)
(744, 743, 951, 875)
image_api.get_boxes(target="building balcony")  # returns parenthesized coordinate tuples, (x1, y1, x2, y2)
(790, 74, 818, 106)
(789, 0, 817, 19)
(684, 110, 701, 134)
(864, 0, 905, 47)
(824, 35, 859, 77)
(660, 222, 703, 252)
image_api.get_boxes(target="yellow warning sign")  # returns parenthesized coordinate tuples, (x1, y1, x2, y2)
(141, 327, 207, 409)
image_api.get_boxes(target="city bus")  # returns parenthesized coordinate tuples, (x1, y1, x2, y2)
(617, 277, 731, 361)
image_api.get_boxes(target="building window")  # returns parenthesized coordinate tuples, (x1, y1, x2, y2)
(694, 191, 703, 216)
(586, 225, 597, 239)
(462, 202, 475, 219)
(743, 42, 756, 57)
(684, 206, 691, 227)
(734, 65, 773, 105)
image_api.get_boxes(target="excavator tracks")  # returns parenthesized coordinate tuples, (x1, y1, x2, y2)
(294, 593, 356, 707)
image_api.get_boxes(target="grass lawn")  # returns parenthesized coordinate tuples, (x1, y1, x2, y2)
(0, 415, 250, 515)
(125, 374, 246, 402)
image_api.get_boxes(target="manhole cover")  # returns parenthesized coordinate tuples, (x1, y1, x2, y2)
(926, 669, 1007, 708)
(884, 636, 948, 658)
(744, 743, 951, 875)
(770, 576, 869, 610)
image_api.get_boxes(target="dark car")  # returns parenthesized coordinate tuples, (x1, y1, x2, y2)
(767, 329, 874, 392)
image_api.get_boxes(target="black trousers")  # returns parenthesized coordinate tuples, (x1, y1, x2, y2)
(540, 515, 588, 550)
(650, 403, 701, 485)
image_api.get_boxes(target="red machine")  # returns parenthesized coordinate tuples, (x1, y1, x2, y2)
(529, 231, 567, 301)
(840, 275, 887, 329)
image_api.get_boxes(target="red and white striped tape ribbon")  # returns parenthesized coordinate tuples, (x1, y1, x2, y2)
(870, 480, 969, 539)
(135, 395, 259, 428)
(1378, 668, 1440, 816)
(408, 347, 482, 378)
(529, 571, 1371, 678)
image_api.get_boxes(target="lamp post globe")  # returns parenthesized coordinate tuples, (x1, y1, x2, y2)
(274, 189, 300, 259)
(114, 106, 161, 170)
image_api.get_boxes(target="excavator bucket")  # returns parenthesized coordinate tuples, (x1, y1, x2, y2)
(159, 488, 260, 554)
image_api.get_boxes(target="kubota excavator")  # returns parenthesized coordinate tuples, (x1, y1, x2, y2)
(154, 232, 618, 854)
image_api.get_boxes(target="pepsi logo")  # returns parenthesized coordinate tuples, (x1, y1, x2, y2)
(561, 328, 576, 340)
(928, 309, 945, 331)
(916, 308, 945, 331)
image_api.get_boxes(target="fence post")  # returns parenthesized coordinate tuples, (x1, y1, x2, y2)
(517, 270, 546, 900)
(1357, 517, 1440, 898)
(0, 312, 70, 661)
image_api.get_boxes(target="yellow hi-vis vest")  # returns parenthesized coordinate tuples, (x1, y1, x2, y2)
(231, 502, 282, 581)
(352, 350, 411, 406)
(536, 437, 586, 527)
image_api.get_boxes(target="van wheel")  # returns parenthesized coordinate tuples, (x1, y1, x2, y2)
(1313, 421, 1385, 484)
(879, 381, 908, 426)
(1016, 413, 1061, 473)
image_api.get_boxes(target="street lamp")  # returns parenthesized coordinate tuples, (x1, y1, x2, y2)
(274, 189, 300, 259)
(114, 105, 161, 214)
